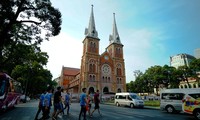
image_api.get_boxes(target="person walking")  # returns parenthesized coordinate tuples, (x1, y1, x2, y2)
(64, 92, 71, 115)
(87, 91, 92, 116)
(79, 88, 87, 120)
(90, 90, 101, 117)
(60, 88, 65, 115)
(52, 86, 62, 120)
(34, 90, 45, 120)
(42, 87, 53, 120)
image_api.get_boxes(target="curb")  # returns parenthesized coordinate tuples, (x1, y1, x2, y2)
(144, 106, 160, 110)
(102, 103, 160, 110)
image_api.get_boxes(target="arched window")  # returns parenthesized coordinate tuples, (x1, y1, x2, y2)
(116, 64, 122, 76)
(102, 76, 104, 82)
(92, 43, 96, 52)
(92, 64, 95, 73)
(117, 88, 121, 93)
(89, 64, 92, 72)
(90, 42, 93, 47)
(116, 68, 119, 75)
(108, 77, 110, 83)
(117, 78, 119, 84)
(193, 84, 196, 88)
(89, 87, 94, 94)
(89, 42, 93, 52)
(93, 75, 95, 81)
(115, 48, 121, 57)
(103, 87, 109, 93)
(180, 85, 183, 88)
(89, 75, 92, 81)
(184, 84, 187, 88)
(105, 77, 107, 83)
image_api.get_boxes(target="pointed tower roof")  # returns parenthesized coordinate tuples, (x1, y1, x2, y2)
(85, 5, 98, 39)
(109, 13, 122, 45)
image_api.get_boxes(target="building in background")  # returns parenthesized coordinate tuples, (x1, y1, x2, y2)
(170, 53, 199, 89)
(194, 48, 200, 59)
(60, 66, 80, 90)
(170, 53, 196, 69)
(58, 6, 126, 94)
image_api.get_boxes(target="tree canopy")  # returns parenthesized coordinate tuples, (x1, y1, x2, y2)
(0, 0, 62, 69)
(0, 0, 61, 95)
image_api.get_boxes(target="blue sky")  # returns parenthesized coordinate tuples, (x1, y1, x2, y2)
(41, 0, 200, 83)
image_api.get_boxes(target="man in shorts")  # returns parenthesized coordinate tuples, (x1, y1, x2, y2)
(90, 90, 101, 117)
(52, 86, 62, 120)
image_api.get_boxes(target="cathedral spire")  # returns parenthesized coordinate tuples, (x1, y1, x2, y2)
(85, 5, 98, 39)
(109, 13, 122, 44)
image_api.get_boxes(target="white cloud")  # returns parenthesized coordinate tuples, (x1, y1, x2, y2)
(122, 28, 167, 82)
(41, 32, 82, 79)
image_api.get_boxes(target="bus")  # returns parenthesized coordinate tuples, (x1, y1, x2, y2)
(0, 72, 22, 111)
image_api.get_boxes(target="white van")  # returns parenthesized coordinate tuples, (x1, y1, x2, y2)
(160, 88, 200, 114)
(115, 92, 144, 108)
(182, 91, 200, 120)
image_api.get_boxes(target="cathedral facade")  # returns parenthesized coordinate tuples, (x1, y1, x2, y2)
(61, 6, 126, 94)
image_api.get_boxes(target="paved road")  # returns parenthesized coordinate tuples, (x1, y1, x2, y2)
(0, 100, 196, 120)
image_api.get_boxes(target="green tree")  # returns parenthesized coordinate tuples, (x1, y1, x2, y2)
(177, 66, 194, 88)
(0, 0, 62, 95)
(189, 58, 200, 87)
(10, 45, 55, 95)
(126, 81, 135, 92)
(11, 61, 54, 96)
(162, 65, 180, 88)
(144, 65, 163, 95)
(0, 0, 62, 69)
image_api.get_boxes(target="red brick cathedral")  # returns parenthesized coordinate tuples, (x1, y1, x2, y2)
(59, 5, 126, 94)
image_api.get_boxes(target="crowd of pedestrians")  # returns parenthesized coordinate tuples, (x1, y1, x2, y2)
(34, 86, 101, 120)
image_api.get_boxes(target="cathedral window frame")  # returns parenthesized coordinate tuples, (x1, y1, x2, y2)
(89, 41, 96, 53)
(89, 75, 92, 81)
(89, 74, 96, 82)
(116, 63, 122, 76)
(89, 59, 96, 73)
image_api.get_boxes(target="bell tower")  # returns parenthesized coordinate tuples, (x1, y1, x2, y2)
(107, 13, 126, 92)
(80, 5, 100, 92)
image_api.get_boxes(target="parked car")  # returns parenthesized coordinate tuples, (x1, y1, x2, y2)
(115, 92, 144, 108)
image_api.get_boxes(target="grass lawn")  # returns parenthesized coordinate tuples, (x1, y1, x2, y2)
(144, 100, 160, 107)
